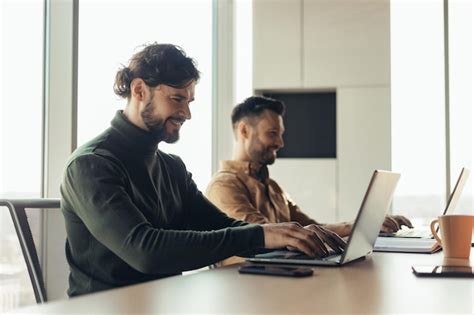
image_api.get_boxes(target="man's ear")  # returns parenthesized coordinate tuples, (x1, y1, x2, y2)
(130, 78, 147, 101)
(238, 121, 250, 140)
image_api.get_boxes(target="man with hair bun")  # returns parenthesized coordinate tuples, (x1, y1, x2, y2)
(61, 43, 340, 297)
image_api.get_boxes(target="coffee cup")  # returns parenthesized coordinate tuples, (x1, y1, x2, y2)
(430, 215, 473, 259)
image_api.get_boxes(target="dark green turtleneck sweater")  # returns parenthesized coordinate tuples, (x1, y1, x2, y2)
(61, 111, 264, 297)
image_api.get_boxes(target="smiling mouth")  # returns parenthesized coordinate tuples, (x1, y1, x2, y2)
(168, 118, 185, 127)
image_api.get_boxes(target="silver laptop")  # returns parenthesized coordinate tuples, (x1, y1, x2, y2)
(247, 170, 400, 266)
(374, 167, 470, 253)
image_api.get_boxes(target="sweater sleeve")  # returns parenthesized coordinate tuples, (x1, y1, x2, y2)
(62, 154, 264, 274)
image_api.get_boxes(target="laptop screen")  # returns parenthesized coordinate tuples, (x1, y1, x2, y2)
(443, 167, 470, 215)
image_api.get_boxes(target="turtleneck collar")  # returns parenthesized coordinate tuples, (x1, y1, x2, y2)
(110, 110, 160, 155)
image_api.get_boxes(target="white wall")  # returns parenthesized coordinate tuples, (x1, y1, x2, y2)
(303, 0, 390, 87)
(253, 0, 302, 89)
(269, 159, 337, 223)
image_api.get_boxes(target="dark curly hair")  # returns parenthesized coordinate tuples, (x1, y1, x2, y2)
(231, 96, 286, 131)
(113, 43, 200, 99)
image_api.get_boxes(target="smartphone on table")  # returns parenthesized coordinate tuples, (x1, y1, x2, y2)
(412, 265, 474, 278)
(238, 264, 314, 277)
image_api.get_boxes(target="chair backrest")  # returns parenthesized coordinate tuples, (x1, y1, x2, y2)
(0, 198, 60, 304)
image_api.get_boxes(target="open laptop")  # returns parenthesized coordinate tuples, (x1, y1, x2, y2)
(374, 167, 470, 253)
(247, 170, 400, 266)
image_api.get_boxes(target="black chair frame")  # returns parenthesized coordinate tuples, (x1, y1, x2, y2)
(0, 198, 60, 303)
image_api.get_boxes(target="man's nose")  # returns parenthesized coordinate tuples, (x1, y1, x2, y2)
(182, 103, 191, 120)
(276, 136, 284, 148)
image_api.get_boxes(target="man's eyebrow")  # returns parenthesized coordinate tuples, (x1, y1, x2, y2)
(170, 93, 186, 99)
(170, 93, 194, 102)
(270, 126, 284, 132)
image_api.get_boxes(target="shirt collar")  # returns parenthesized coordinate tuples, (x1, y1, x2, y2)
(220, 160, 270, 183)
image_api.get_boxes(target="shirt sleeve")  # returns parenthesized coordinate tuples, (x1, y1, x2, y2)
(62, 154, 264, 275)
(206, 175, 272, 224)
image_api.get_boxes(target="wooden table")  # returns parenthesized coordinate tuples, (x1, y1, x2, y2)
(10, 252, 474, 314)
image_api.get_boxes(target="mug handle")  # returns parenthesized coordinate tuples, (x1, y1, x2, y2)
(430, 219, 442, 246)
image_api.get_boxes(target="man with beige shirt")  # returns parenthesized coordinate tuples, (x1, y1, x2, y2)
(206, 96, 412, 264)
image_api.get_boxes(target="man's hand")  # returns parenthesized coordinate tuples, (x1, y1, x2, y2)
(261, 222, 330, 257)
(380, 215, 413, 233)
(304, 224, 347, 254)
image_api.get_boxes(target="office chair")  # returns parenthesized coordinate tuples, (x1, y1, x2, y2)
(0, 198, 60, 304)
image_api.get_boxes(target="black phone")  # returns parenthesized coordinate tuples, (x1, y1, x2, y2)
(412, 265, 474, 278)
(238, 264, 314, 277)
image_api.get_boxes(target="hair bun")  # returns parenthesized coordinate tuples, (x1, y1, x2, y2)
(113, 67, 133, 98)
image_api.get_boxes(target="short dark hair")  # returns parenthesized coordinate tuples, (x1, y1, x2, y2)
(231, 96, 286, 130)
(114, 43, 200, 99)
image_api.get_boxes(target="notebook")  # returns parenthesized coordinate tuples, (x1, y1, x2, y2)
(247, 170, 400, 266)
(374, 167, 470, 253)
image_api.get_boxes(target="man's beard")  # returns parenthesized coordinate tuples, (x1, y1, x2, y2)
(249, 138, 277, 166)
(141, 101, 180, 144)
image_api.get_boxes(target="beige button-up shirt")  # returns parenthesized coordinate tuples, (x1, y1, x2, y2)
(206, 160, 318, 226)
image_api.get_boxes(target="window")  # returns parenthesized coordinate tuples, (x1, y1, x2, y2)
(391, 0, 473, 220)
(77, 0, 213, 190)
(0, 0, 44, 311)
(390, 0, 446, 221)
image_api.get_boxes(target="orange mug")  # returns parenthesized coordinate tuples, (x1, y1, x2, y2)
(430, 215, 473, 259)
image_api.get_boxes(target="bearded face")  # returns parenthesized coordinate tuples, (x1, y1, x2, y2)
(141, 100, 180, 143)
(245, 110, 285, 166)
(247, 131, 280, 165)
(139, 82, 195, 143)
